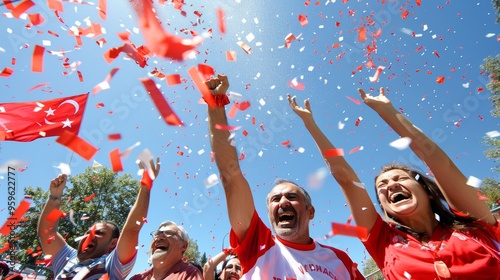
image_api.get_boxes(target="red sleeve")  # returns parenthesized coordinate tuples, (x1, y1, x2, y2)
(320, 244, 366, 280)
(229, 210, 275, 275)
(361, 214, 390, 271)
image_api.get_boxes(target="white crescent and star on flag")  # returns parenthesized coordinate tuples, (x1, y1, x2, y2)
(43, 99, 81, 128)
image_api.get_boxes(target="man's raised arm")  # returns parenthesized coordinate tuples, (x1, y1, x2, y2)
(116, 158, 160, 264)
(37, 174, 68, 258)
(206, 74, 255, 241)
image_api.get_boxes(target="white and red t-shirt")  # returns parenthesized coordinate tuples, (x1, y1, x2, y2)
(230, 211, 364, 280)
(362, 215, 500, 280)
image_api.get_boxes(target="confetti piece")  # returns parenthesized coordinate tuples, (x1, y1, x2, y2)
(197, 64, 215, 81)
(69, 209, 76, 225)
(108, 133, 121, 141)
(47, 0, 63, 12)
(32, 45, 45, 73)
(84, 193, 96, 202)
(216, 8, 226, 34)
(288, 78, 305, 90)
(436, 76, 445, 84)
(486, 131, 500, 138)
(215, 124, 241, 131)
(234, 101, 251, 111)
(77, 71, 84, 82)
(141, 168, 152, 189)
(0, 199, 31, 236)
(0, 243, 10, 255)
(166, 74, 181, 86)
(0, 67, 14, 77)
(346, 96, 361, 105)
(353, 181, 366, 189)
(53, 162, 71, 175)
(226, 104, 238, 119)
(92, 160, 103, 170)
(141, 78, 183, 126)
(369, 66, 385, 82)
(92, 68, 119, 95)
(27, 82, 49, 92)
(331, 222, 368, 239)
(307, 167, 328, 189)
(281, 140, 290, 146)
(98, 0, 107, 20)
(401, 9, 409, 20)
(237, 41, 251, 54)
(11, 0, 35, 18)
(120, 141, 140, 159)
(28, 13, 45, 25)
(226, 50, 236, 61)
(389, 137, 412, 150)
(56, 131, 98, 161)
(348, 146, 362, 154)
(133, 0, 202, 61)
(81, 225, 96, 251)
(324, 148, 344, 157)
(109, 148, 123, 172)
(358, 26, 367, 42)
(45, 209, 65, 222)
(204, 174, 219, 188)
(187, 66, 215, 108)
(137, 149, 156, 180)
(298, 14, 308, 27)
(355, 117, 362, 126)
(466, 176, 482, 188)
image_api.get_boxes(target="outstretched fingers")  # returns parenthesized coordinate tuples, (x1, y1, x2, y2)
(304, 98, 311, 112)
(358, 88, 368, 100)
(287, 94, 297, 108)
(150, 157, 161, 178)
(378, 86, 385, 96)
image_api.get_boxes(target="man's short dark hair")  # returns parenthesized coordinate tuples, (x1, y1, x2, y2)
(95, 220, 120, 239)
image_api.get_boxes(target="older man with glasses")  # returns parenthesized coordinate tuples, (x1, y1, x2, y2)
(129, 221, 203, 280)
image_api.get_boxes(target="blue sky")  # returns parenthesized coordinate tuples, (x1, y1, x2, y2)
(0, 0, 499, 277)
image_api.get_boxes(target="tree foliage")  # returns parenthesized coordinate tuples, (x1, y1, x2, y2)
(362, 257, 384, 280)
(480, 54, 500, 212)
(493, 0, 500, 23)
(3, 166, 140, 265)
(185, 238, 201, 264)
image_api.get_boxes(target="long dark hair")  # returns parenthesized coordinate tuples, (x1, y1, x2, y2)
(374, 163, 479, 231)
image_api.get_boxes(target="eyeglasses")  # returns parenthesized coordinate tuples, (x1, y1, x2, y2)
(150, 229, 179, 238)
(225, 264, 241, 271)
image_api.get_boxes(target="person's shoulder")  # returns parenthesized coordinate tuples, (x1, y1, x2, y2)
(316, 242, 350, 256)
(129, 268, 152, 280)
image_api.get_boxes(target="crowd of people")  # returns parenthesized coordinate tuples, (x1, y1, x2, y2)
(2, 74, 498, 279)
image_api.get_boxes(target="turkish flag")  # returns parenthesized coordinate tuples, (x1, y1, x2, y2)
(0, 93, 88, 142)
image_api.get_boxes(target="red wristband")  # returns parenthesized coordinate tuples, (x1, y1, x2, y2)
(204, 94, 230, 107)
(222, 247, 234, 255)
(141, 171, 153, 190)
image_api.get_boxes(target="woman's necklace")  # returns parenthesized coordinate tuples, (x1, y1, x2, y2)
(397, 224, 452, 279)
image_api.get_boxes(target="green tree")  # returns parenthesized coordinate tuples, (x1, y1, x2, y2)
(185, 238, 201, 263)
(362, 257, 384, 280)
(199, 252, 207, 267)
(480, 54, 500, 212)
(4, 166, 140, 264)
(493, 0, 500, 23)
